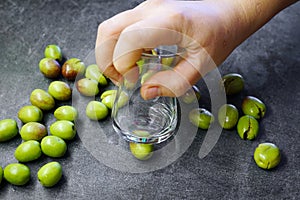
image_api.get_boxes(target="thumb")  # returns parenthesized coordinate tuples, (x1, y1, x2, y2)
(140, 64, 199, 100)
(140, 49, 218, 100)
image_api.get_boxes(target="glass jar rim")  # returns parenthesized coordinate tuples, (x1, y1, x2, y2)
(141, 46, 186, 58)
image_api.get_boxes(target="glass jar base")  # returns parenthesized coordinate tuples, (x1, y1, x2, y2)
(112, 119, 178, 144)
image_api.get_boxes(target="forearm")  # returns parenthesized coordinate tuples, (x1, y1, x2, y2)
(221, 0, 299, 46)
(191, 0, 299, 65)
(95, 0, 298, 98)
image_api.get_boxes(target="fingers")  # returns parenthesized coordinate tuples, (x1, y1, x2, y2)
(96, 0, 186, 85)
(140, 60, 197, 99)
(95, 38, 122, 83)
(140, 49, 217, 100)
(95, 8, 145, 83)
(95, 0, 216, 99)
(113, 16, 184, 76)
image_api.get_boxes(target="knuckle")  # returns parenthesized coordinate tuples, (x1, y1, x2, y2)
(148, 0, 166, 6)
(97, 20, 114, 37)
(168, 9, 186, 25)
(137, 0, 167, 10)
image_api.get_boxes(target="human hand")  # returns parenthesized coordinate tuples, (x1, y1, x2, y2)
(95, 0, 296, 99)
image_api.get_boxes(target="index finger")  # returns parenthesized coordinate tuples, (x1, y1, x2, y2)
(95, 8, 145, 83)
(112, 16, 184, 76)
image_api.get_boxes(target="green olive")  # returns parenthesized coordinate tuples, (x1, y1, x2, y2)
(181, 85, 201, 104)
(101, 90, 128, 109)
(18, 105, 43, 123)
(0, 119, 18, 142)
(242, 96, 266, 119)
(222, 73, 244, 95)
(189, 108, 214, 130)
(162, 57, 174, 67)
(131, 130, 151, 143)
(85, 101, 108, 120)
(237, 115, 259, 140)
(76, 78, 99, 96)
(254, 142, 281, 169)
(218, 104, 239, 129)
(0, 166, 3, 184)
(85, 64, 107, 86)
(41, 135, 67, 158)
(141, 70, 155, 84)
(54, 106, 78, 121)
(136, 58, 144, 68)
(123, 78, 136, 90)
(100, 90, 117, 99)
(14, 140, 42, 162)
(62, 58, 85, 81)
(116, 92, 129, 108)
(39, 58, 61, 79)
(30, 89, 55, 111)
(48, 81, 72, 101)
(101, 95, 114, 109)
(129, 142, 153, 160)
(44, 44, 62, 62)
(37, 161, 62, 187)
(20, 122, 47, 141)
(132, 130, 150, 137)
(49, 120, 76, 140)
(151, 49, 174, 67)
(4, 163, 30, 186)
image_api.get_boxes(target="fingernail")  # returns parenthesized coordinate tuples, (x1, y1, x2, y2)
(143, 87, 160, 100)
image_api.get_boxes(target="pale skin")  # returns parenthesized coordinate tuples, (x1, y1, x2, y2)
(95, 0, 298, 100)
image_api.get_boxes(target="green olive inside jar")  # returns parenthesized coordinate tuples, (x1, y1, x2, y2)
(112, 45, 182, 144)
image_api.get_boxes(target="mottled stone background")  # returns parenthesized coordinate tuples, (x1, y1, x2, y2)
(0, 0, 299, 199)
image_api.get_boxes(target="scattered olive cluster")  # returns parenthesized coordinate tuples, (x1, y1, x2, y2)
(188, 73, 281, 170)
(0, 44, 281, 189)
(0, 44, 154, 188)
(0, 44, 85, 187)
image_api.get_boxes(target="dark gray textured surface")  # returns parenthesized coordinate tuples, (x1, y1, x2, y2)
(0, 0, 299, 199)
